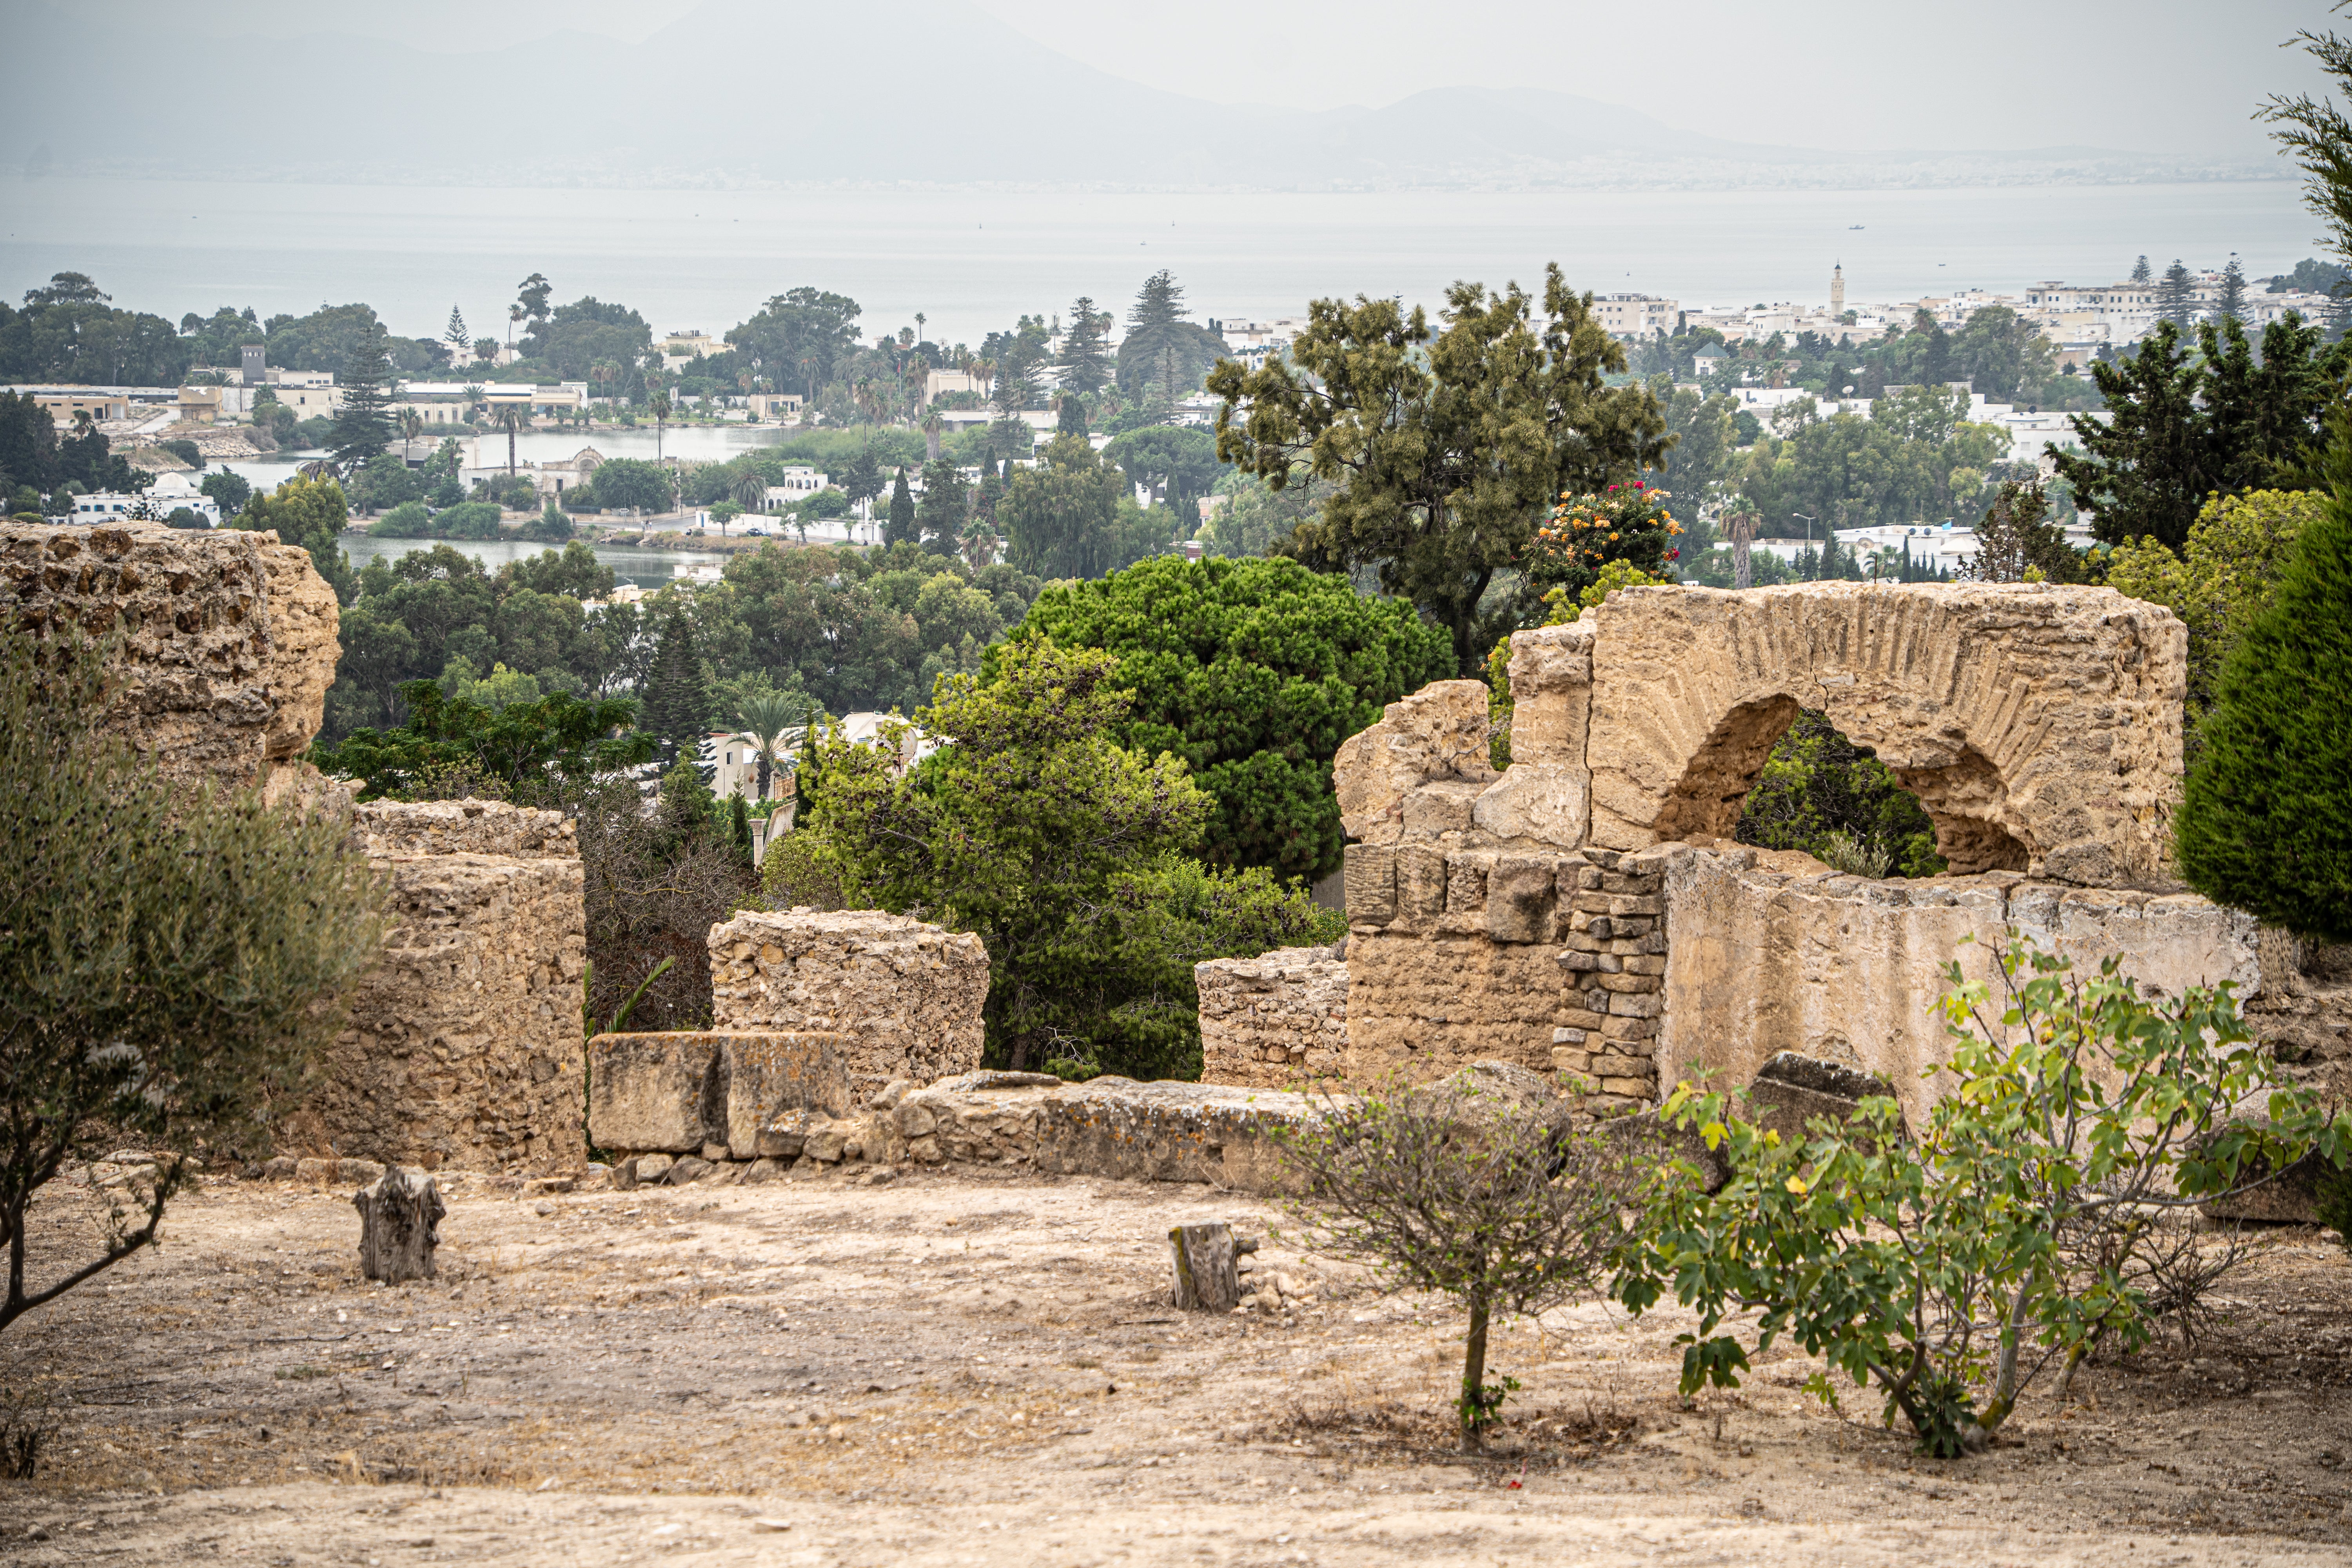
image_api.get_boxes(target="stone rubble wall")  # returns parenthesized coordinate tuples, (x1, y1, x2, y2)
(1, 521, 339, 791)
(708, 909, 989, 1101)
(1195, 945, 1348, 1088)
(1656, 844, 2261, 1130)
(1340, 841, 1671, 1111)
(586, 1031, 855, 1156)
(286, 823, 588, 1172)
(352, 798, 578, 860)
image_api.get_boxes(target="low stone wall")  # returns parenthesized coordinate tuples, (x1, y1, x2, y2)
(1657, 845, 2262, 1129)
(1341, 841, 1671, 1111)
(603, 1069, 1323, 1196)
(707, 910, 989, 1100)
(1196, 945, 1348, 1087)
(1, 521, 338, 791)
(281, 802, 588, 1172)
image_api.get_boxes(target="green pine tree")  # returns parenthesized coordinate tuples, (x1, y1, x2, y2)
(2213, 256, 2249, 326)
(2175, 460, 2352, 940)
(641, 604, 708, 764)
(328, 320, 398, 469)
(2131, 255, 2152, 284)
(2156, 260, 2200, 331)
(1058, 296, 1112, 395)
(886, 466, 917, 546)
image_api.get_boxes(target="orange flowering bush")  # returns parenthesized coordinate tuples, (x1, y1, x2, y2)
(1520, 480, 1683, 601)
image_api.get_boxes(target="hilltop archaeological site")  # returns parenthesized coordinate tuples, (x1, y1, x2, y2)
(7, 519, 2352, 1565)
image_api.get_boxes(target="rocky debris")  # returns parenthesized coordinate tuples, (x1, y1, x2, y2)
(1745, 1051, 1903, 1146)
(708, 910, 989, 1100)
(587, 1031, 854, 1156)
(1, 521, 339, 790)
(1196, 945, 1347, 1088)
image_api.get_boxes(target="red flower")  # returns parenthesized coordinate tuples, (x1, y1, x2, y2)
(1668, 548, 1681, 560)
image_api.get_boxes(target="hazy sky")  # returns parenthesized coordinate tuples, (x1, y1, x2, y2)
(95, 0, 2333, 159)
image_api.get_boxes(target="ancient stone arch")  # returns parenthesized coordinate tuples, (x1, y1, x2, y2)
(1583, 582, 2188, 888)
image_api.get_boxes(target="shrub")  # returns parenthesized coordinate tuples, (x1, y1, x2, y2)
(159, 438, 203, 469)
(1280, 1070, 1658, 1452)
(1615, 931, 2351, 1456)
(370, 499, 431, 537)
(1736, 710, 1947, 878)
(2175, 472, 2352, 940)
(434, 501, 505, 539)
(0, 637, 385, 1341)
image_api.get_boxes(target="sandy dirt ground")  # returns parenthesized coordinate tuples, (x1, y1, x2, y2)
(5, 1163, 2352, 1566)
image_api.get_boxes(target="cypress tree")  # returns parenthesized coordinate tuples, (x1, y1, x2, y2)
(886, 465, 916, 546)
(2175, 463, 2352, 940)
(641, 603, 708, 764)
(328, 320, 397, 469)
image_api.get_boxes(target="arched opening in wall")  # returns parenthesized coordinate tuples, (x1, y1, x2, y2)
(1730, 711, 1949, 878)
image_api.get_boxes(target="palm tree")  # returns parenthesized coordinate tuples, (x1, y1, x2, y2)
(729, 691, 804, 802)
(397, 407, 425, 462)
(960, 517, 997, 572)
(650, 391, 671, 463)
(590, 360, 616, 417)
(730, 468, 766, 521)
(915, 311, 926, 344)
(492, 400, 529, 478)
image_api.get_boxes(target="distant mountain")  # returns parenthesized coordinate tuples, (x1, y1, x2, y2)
(13, 0, 2274, 190)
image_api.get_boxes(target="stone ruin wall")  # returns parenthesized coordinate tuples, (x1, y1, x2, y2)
(1316, 581, 2333, 1114)
(282, 800, 589, 1172)
(7, 524, 592, 1173)
(708, 909, 990, 1101)
(2, 521, 339, 793)
(1194, 944, 1348, 1088)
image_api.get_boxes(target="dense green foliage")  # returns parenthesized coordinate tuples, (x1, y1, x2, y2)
(0, 272, 192, 387)
(2052, 316, 2348, 551)
(803, 641, 1339, 1080)
(2175, 467, 2352, 940)
(1210, 265, 1668, 673)
(1628, 304, 2094, 413)
(311, 678, 651, 801)
(0, 389, 144, 502)
(1005, 555, 1454, 883)
(1734, 710, 1947, 878)
(1, 636, 385, 1336)
(1731, 385, 2013, 539)
(1617, 936, 2352, 1456)
(232, 477, 357, 606)
(998, 435, 1171, 580)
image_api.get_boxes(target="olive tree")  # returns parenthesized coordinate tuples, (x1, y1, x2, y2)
(1277, 1071, 1661, 1453)
(0, 639, 385, 1334)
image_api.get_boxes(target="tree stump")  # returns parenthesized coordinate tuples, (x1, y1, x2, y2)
(1169, 1222, 1239, 1312)
(354, 1167, 445, 1284)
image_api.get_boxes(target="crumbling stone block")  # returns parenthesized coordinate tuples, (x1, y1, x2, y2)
(1331, 679, 1496, 846)
(708, 910, 988, 1100)
(587, 1030, 853, 1156)
(1196, 944, 1348, 1088)
(353, 799, 577, 860)
(1746, 1051, 1902, 1146)
(1, 520, 340, 790)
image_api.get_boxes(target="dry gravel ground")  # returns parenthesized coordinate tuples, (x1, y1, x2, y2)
(6, 1164, 2352, 1566)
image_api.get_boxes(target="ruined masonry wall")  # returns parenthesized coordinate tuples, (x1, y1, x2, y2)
(1, 521, 338, 789)
(1195, 945, 1348, 1088)
(353, 799, 578, 860)
(1658, 846, 2261, 1129)
(290, 804, 588, 1171)
(708, 909, 989, 1101)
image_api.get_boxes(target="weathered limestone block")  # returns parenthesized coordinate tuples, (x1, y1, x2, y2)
(1583, 583, 2188, 888)
(0, 521, 340, 789)
(1331, 680, 1497, 846)
(1658, 845, 2259, 1130)
(1196, 944, 1348, 1089)
(1503, 621, 1595, 766)
(1746, 1051, 1904, 1147)
(292, 849, 588, 1171)
(588, 1030, 855, 1155)
(1471, 763, 1590, 849)
(708, 910, 989, 1100)
(354, 799, 578, 860)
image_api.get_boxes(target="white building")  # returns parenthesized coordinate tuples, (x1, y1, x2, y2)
(70, 470, 220, 525)
(1591, 294, 1681, 341)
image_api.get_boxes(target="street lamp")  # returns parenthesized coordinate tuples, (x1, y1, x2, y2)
(1792, 512, 1816, 579)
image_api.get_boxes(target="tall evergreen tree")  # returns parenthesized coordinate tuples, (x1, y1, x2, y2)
(918, 457, 966, 553)
(327, 319, 397, 469)
(2131, 255, 2152, 284)
(886, 466, 917, 546)
(2212, 255, 2248, 327)
(1057, 395, 1088, 438)
(1058, 296, 1112, 394)
(1130, 271, 1186, 334)
(443, 305, 469, 364)
(2175, 448, 2352, 940)
(641, 603, 708, 764)
(2156, 260, 2200, 330)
